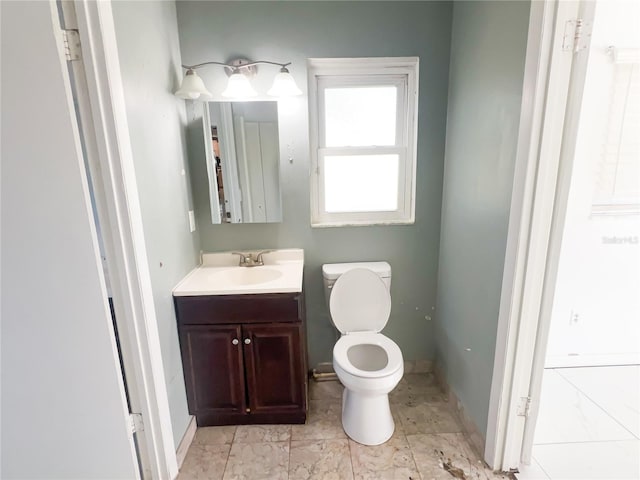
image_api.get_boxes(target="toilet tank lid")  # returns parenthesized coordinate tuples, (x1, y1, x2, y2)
(322, 262, 391, 281)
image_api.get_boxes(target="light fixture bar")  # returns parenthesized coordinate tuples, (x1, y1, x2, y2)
(175, 58, 302, 100)
(182, 60, 292, 70)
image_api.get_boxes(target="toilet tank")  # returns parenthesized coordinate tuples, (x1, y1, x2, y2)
(322, 262, 392, 305)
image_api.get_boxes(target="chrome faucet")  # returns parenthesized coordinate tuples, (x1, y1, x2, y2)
(232, 250, 274, 267)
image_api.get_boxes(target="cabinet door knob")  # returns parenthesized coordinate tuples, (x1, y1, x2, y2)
(244, 338, 251, 345)
(232, 338, 239, 345)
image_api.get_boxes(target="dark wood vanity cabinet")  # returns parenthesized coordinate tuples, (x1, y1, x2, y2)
(179, 325, 246, 419)
(175, 293, 308, 426)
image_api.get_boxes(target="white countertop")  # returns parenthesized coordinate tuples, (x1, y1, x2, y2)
(173, 249, 304, 296)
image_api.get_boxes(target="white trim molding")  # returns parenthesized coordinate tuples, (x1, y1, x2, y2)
(175, 416, 197, 469)
(485, 0, 588, 471)
(73, 1, 178, 478)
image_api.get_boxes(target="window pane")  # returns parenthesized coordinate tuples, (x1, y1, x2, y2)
(324, 86, 397, 147)
(324, 155, 399, 212)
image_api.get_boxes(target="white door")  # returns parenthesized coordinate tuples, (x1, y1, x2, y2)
(1, 1, 140, 477)
(521, 0, 640, 463)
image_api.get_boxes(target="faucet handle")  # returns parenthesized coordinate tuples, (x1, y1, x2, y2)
(231, 251, 248, 265)
(255, 250, 274, 264)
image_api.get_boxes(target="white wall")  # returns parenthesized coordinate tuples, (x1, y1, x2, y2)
(546, 0, 640, 367)
(0, 1, 138, 477)
(110, 0, 201, 447)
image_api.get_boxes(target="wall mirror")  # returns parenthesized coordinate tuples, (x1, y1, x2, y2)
(202, 101, 282, 223)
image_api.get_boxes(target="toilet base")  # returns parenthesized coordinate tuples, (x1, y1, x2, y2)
(341, 389, 395, 445)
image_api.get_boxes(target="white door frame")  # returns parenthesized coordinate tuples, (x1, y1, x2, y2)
(71, 1, 178, 478)
(484, 0, 594, 471)
(519, 1, 596, 464)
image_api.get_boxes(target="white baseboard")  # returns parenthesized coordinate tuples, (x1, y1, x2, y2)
(175, 416, 197, 469)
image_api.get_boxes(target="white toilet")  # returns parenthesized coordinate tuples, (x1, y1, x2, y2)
(322, 262, 404, 446)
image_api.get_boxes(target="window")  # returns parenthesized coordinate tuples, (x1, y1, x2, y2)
(592, 52, 640, 215)
(308, 58, 419, 226)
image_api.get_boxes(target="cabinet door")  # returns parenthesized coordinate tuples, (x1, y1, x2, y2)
(243, 323, 305, 415)
(180, 325, 246, 416)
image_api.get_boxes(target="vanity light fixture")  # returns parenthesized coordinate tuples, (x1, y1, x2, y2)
(175, 58, 302, 100)
(175, 69, 213, 100)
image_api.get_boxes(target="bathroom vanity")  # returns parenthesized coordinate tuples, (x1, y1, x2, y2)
(173, 249, 307, 426)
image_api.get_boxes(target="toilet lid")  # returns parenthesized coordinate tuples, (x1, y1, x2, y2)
(330, 268, 391, 333)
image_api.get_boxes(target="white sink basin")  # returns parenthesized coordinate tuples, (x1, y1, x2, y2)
(209, 267, 283, 286)
(173, 249, 304, 296)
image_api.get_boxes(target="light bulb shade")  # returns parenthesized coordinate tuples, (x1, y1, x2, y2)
(221, 72, 258, 98)
(268, 70, 303, 97)
(175, 70, 212, 100)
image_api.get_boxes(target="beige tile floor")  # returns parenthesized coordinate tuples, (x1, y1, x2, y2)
(178, 373, 512, 480)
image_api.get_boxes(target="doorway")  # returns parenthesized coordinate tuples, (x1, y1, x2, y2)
(58, 1, 182, 478)
(486, 0, 640, 476)
(517, 0, 640, 478)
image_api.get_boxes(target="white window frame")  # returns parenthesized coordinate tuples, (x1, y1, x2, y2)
(590, 48, 640, 216)
(308, 57, 419, 227)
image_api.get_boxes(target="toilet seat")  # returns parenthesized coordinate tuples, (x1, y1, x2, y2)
(329, 268, 391, 334)
(334, 332, 403, 379)
(330, 268, 400, 379)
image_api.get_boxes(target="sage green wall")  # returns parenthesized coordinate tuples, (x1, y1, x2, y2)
(435, 1, 530, 438)
(176, 1, 453, 367)
(112, 1, 200, 447)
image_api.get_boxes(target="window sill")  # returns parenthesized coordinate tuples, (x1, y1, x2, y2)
(310, 219, 415, 228)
